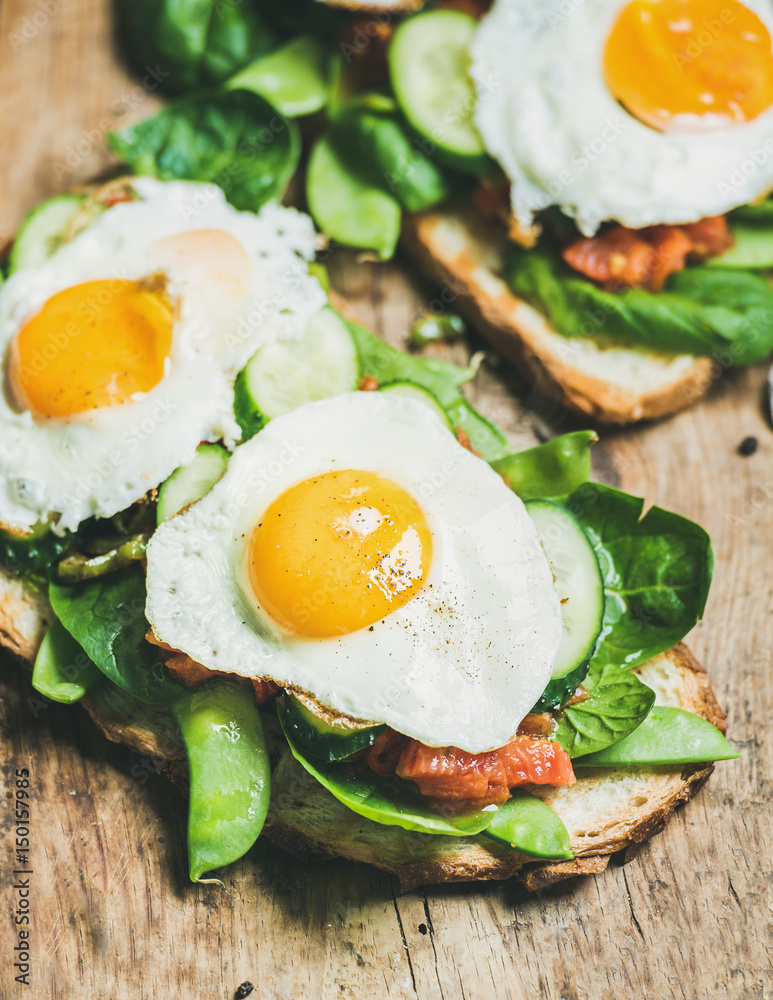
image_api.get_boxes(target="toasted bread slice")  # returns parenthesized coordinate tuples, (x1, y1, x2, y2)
(402, 208, 715, 425)
(2, 563, 725, 891)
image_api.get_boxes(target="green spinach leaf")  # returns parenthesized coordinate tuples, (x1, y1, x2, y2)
(505, 244, 773, 365)
(279, 706, 498, 836)
(492, 431, 597, 502)
(555, 663, 655, 758)
(576, 705, 739, 766)
(122, 0, 282, 94)
(108, 89, 300, 212)
(341, 314, 509, 461)
(330, 95, 453, 213)
(49, 566, 183, 705)
(565, 483, 712, 670)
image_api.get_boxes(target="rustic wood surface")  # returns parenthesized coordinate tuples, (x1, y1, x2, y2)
(0, 1, 771, 997)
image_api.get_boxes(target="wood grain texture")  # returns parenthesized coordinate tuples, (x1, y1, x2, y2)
(0, 1, 771, 997)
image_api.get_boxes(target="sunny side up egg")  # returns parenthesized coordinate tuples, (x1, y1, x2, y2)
(0, 178, 325, 535)
(145, 392, 563, 753)
(471, 0, 773, 234)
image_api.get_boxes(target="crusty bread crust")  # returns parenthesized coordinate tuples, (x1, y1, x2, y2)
(402, 208, 715, 425)
(3, 559, 726, 891)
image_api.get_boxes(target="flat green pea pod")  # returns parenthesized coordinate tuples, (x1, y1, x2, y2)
(576, 706, 740, 767)
(227, 36, 332, 117)
(171, 679, 271, 885)
(32, 619, 103, 703)
(306, 133, 401, 260)
(485, 790, 574, 860)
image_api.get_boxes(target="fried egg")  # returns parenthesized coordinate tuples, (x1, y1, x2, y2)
(471, 0, 773, 234)
(0, 178, 325, 534)
(145, 392, 562, 752)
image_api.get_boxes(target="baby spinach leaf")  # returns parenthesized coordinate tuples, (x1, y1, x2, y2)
(49, 566, 183, 705)
(484, 790, 574, 860)
(278, 707, 498, 836)
(565, 483, 712, 671)
(555, 663, 655, 758)
(504, 244, 773, 365)
(576, 706, 739, 767)
(329, 95, 453, 213)
(108, 89, 300, 212)
(492, 431, 597, 502)
(122, 0, 282, 94)
(340, 314, 509, 461)
(32, 619, 103, 704)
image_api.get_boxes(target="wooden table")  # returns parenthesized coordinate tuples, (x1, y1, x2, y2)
(0, 2, 770, 997)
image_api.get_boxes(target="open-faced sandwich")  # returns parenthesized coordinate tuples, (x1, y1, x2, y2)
(1, 177, 737, 890)
(297, 0, 773, 423)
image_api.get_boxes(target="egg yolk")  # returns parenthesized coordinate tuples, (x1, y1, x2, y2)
(9, 278, 173, 418)
(604, 0, 773, 132)
(249, 469, 433, 638)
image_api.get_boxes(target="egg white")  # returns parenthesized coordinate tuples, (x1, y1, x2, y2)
(145, 392, 563, 753)
(471, 0, 773, 234)
(0, 178, 326, 534)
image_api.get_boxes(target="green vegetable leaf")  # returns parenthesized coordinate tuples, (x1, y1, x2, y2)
(32, 619, 103, 704)
(108, 90, 300, 212)
(341, 313, 509, 461)
(49, 566, 183, 705)
(329, 95, 453, 213)
(505, 244, 773, 365)
(576, 706, 739, 767)
(121, 0, 282, 94)
(555, 663, 655, 758)
(565, 483, 712, 670)
(484, 790, 574, 860)
(492, 431, 597, 502)
(279, 706, 498, 836)
(306, 133, 401, 260)
(731, 198, 773, 225)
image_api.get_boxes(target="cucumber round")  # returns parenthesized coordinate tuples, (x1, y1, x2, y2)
(388, 11, 489, 174)
(526, 500, 604, 711)
(234, 305, 361, 440)
(10, 194, 86, 273)
(378, 380, 453, 430)
(156, 444, 230, 524)
(283, 693, 385, 763)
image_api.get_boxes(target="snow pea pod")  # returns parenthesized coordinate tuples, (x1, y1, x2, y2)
(32, 619, 102, 703)
(576, 706, 739, 767)
(485, 790, 574, 860)
(171, 679, 271, 884)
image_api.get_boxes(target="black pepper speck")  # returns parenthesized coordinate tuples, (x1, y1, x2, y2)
(738, 436, 758, 456)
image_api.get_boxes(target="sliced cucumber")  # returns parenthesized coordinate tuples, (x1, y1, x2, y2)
(9, 193, 86, 272)
(526, 500, 604, 712)
(234, 305, 360, 440)
(388, 11, 489, 174)
(378, 380, 453, 430)
(706, 223, 773, 270)
(156, 444, 230, 524)
(283, 693, 385, 763)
